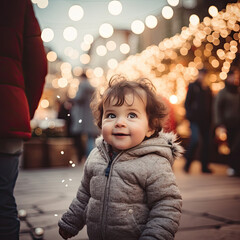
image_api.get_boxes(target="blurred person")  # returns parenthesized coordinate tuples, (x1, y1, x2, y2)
(0, 0, 47, 239)
(214, 69, 240, 176)
(69, 72, 99, 163)
(58, 75, 183, 240)
(57, 99, 72, 137)
(184, 68, 213, 173)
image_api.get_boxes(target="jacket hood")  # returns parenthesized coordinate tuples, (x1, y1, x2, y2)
(96, 130, 184, 166)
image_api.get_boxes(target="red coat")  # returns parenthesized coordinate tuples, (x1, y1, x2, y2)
(0, 0, 47, 139)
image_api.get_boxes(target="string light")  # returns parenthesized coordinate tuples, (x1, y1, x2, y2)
(68, 5, 84, 21)
(145, 15, 158, 29)
(99, 23, 114, 38)
(108, 0, 122, 16)
(41, 28, 54, 43)
(109, 2, 240, 104)
(80, 54, 90, 64)
(63, 27, 77, 41)
(131, 20, 145, 34)
(47, 51, 57, 62)
(162, 6, 174, 19)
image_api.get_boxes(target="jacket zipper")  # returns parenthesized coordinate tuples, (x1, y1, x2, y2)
(105, 159, 113, 177)
(100, 144, 123, 240)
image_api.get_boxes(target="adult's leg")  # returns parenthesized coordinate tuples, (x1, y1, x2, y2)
(200, 128, 212, 172)
(228, 127, 240, 175)
(73, 134, 85, 163)
(0, 152, 20, 240)
(86, 135, 96, 157)
(184, 122, 199, 172)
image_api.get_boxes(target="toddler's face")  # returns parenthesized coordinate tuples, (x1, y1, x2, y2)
(101, 92, 154, 152)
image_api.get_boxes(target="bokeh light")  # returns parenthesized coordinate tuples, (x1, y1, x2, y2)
(162, 6, 174, 19)
(63, 26, 78, 41)
(41, 28, 54, 42)
(131, 20, 145, 34)
(99, 23, 114, 38)
(108, 0, 122, 16)
(47, 51, 57, 62)
(145, 15, 158, 29)
(68, 5, 84, 21)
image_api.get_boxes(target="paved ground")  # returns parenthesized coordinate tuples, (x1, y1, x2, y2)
(15, 158, 240, 240)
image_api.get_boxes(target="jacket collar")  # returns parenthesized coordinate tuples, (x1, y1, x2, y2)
(95, 130, 184, 166)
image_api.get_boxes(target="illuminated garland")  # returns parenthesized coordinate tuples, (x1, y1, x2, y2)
(108, 2, 240, 104)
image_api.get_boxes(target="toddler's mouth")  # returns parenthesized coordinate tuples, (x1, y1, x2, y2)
(113, 133, 130, 136)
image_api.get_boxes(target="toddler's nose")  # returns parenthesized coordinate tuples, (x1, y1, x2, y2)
(115, 117, 126, 127)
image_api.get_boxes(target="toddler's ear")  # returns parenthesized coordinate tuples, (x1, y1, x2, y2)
(146, 128, 155, 138)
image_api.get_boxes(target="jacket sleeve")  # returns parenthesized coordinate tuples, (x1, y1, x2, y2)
(58, 159, 91, 236)
(139, 158, 182, 240)
(23, 0, 47, 119)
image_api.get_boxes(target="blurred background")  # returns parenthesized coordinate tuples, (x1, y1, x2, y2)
(23, 0, 240, 169)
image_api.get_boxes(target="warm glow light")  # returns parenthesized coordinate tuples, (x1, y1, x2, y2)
(108, 58, 118, 69)
(58, 78, 68, 88)
(106, 2, 240, 105)
(208, 6, 218, 17)
(211, 59, 219, 68)
(167, 0, 179, 7)
(63, 27, 77, 41)
(169, 95, 178, 104)
(218, 143, 230, 155)
(40, 99, 49, 108)
(41, 28, 54, 42)
(219, 72, 227, 80)
(162, 6, 174, 19)
(108, 0, 122, 16)
(52, 78, 59, 88)
(106, 41, 116, 51)
(99, 23, 114, 38)
(60, 62, 72, 73)
(189, 14, 200, 25)
(120, 43, 130, 54)
(180, 47, 188, 56)
(145, 15, 158, 29)
(68, 5, 84, 21)
(37, 0, 48, 9)
(96, 45, 107, 56)
(47, 51, 57, 62)
(73, 66, 83, 76)
(131, 20, 145, 34)
(81, 42, 91, 51)
(157, 64, 165, 72)
(80, 54, 90, 64)
(94, 67, 104, 77)
(84, 34, 94, 44)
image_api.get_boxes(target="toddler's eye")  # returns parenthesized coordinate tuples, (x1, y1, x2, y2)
(128, 112, 137, 118)
(106, 113, 116, 119)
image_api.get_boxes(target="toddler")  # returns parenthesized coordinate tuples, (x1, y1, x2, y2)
(58, 75, 183, 240)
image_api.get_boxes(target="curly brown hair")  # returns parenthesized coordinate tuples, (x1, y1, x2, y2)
(90, 75, 167, 138)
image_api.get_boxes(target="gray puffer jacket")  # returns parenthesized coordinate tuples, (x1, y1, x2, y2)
(58, 131, 183, 240)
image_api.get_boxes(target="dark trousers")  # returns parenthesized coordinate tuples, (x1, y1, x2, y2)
(227, 127, 240, 173)
(73, 134, 96, 163)
(0, 152, 20, 240)
(184, 122, 211, 171)
(73, 134, 86, 163)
